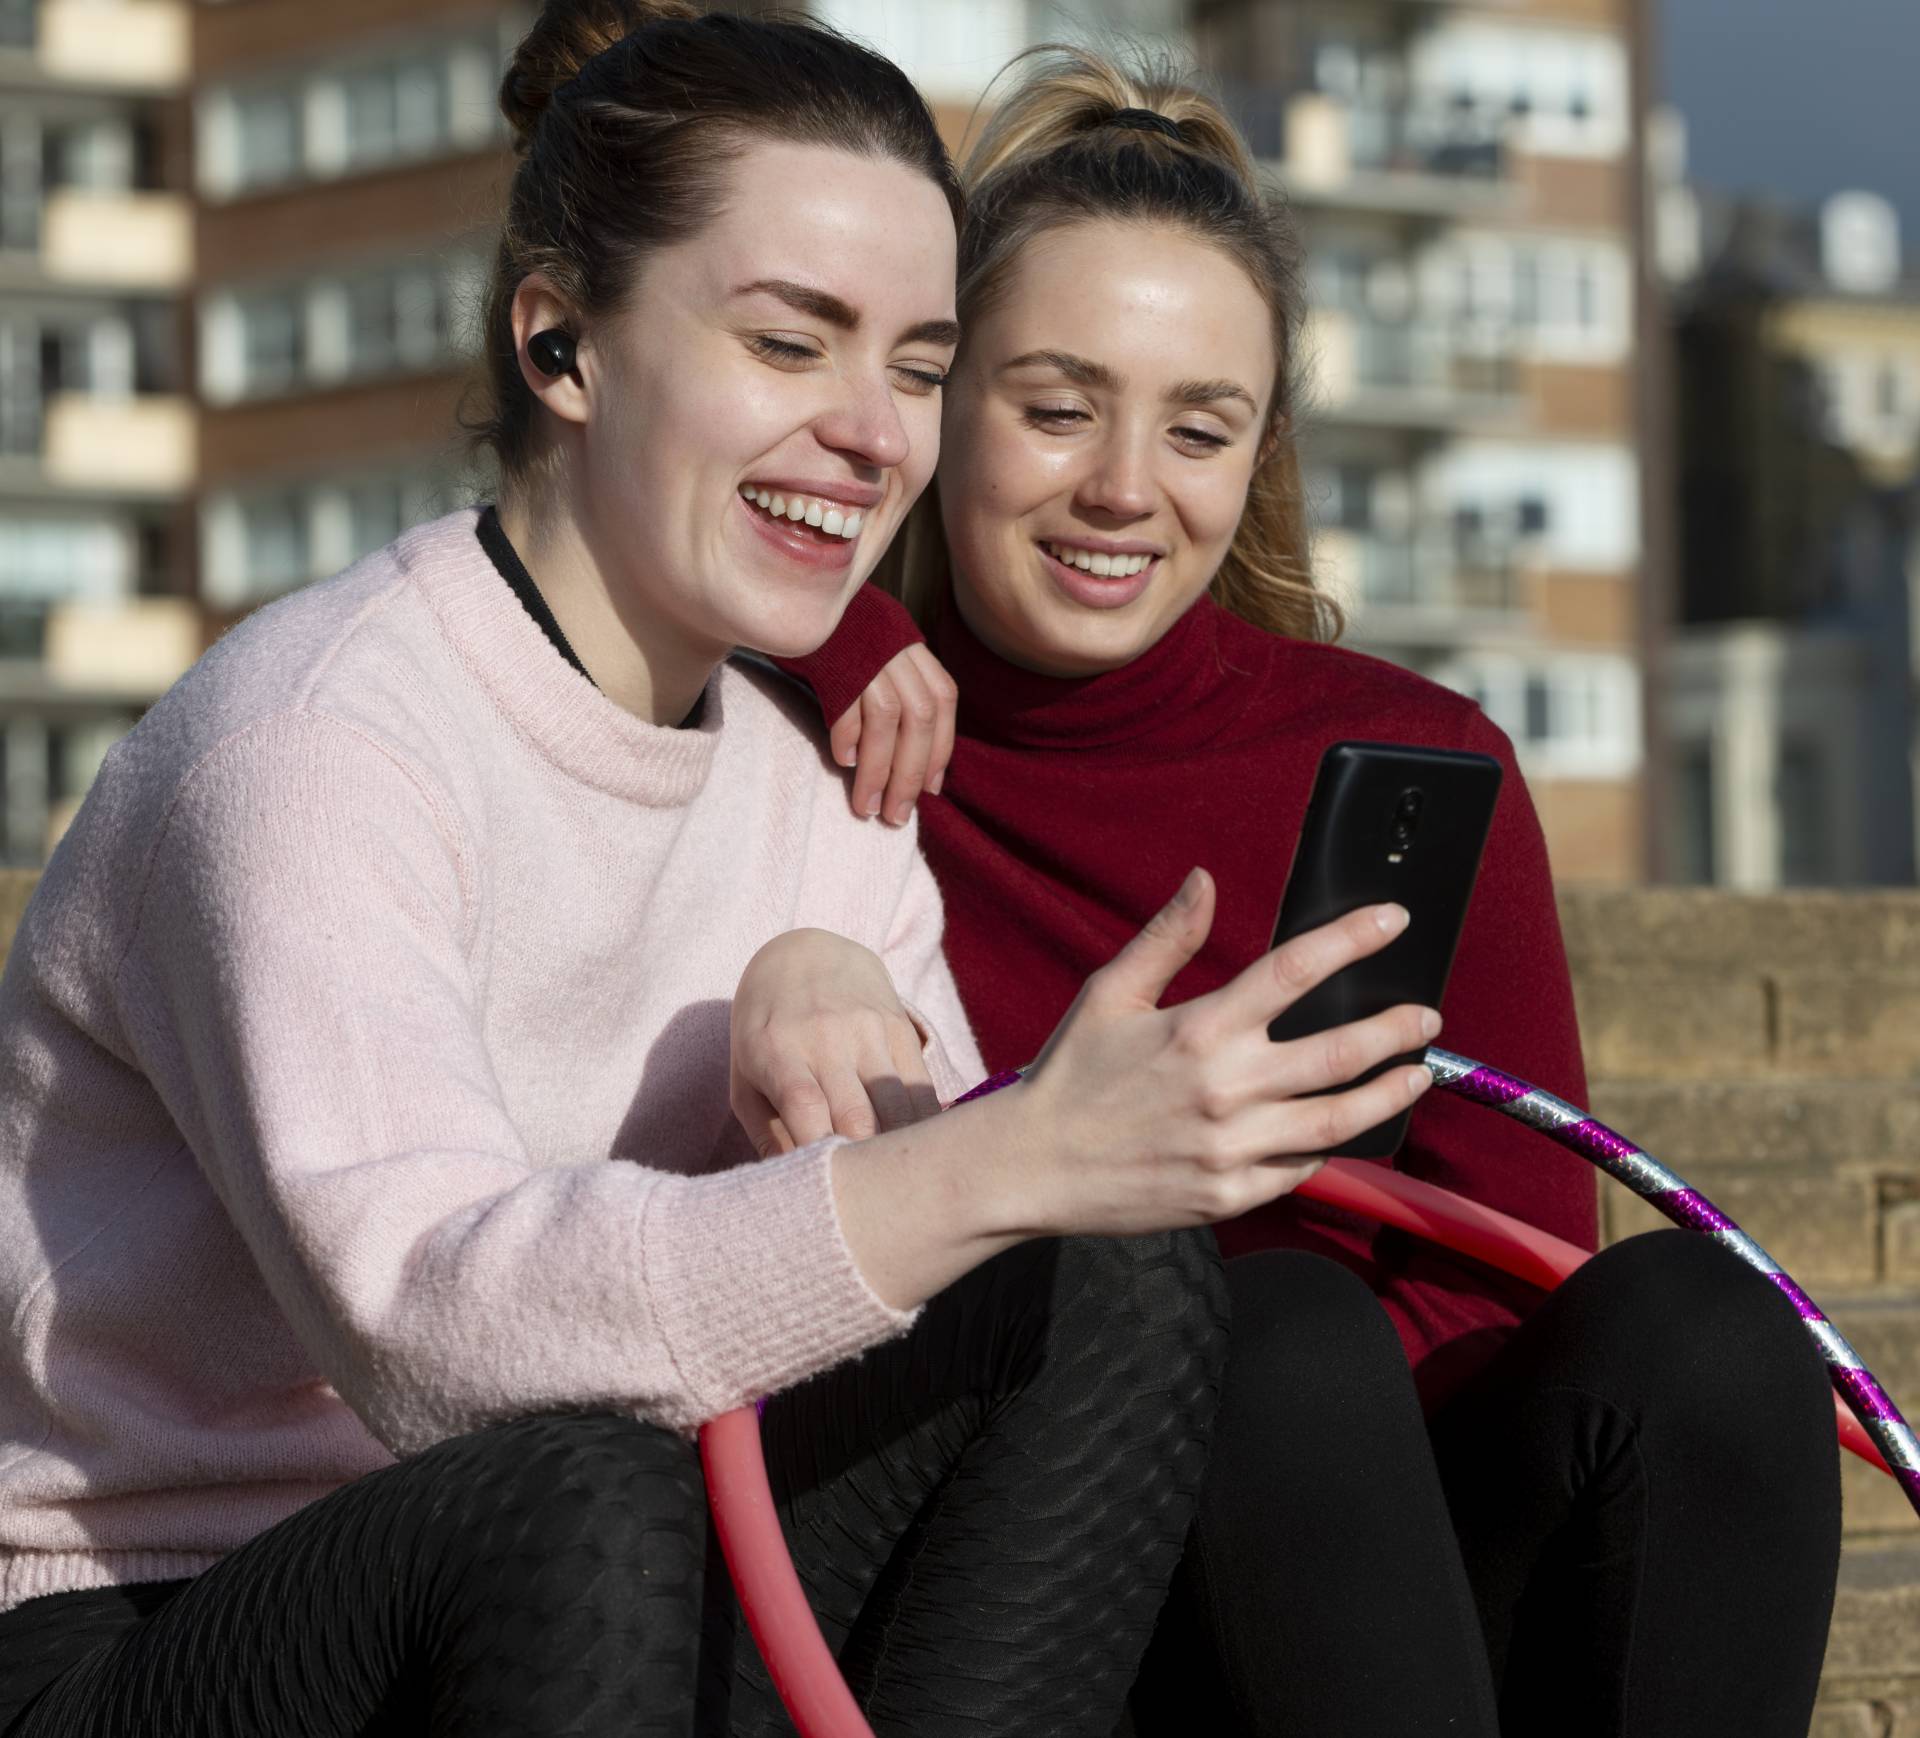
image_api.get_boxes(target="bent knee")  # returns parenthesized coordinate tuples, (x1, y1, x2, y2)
(1557, 1230, 1832, 1422)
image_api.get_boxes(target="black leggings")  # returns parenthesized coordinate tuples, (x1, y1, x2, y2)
(1132, 1230, 1842, 1737)
(0, 1230, 1226, 1738)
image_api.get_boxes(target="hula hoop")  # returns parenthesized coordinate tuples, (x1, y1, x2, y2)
(699, 1051, 1918, 1738)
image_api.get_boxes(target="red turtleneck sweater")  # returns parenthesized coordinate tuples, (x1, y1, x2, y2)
(781, 586, 1597, 1408)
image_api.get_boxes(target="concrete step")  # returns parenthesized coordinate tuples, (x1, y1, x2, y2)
(1817, 1541, 1920, 1732)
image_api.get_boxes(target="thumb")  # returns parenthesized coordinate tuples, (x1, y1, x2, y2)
(1090, 867, 1215, 1013)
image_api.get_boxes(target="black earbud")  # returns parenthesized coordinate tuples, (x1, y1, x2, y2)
(528, 328, 578, 377)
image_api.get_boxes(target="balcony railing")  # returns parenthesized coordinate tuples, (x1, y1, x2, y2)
(1223, 84, 1514, 210)
(1315, 527, 1531, 635)
(1307, 308, 1523, 427)
(36, 0, 187, 88)
(40, 189, 192, 289)
(39, 392, 195, 493)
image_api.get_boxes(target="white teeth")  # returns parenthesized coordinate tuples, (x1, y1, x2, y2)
(741, 488, 865, 539)
(1044, 541, 1153, 576)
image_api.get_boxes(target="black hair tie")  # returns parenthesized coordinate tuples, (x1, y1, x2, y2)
(1106, 106, 1186, 144)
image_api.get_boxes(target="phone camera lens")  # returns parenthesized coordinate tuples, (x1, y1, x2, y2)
(1390, 820, 1414, 846)
(1397, 788, 1425, 818)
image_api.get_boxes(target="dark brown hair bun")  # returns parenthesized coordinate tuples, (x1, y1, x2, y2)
(497, 0, 698, 153)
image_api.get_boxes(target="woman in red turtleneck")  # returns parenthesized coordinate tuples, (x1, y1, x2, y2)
(759, 44, 1843, 1738)
(796, 577, 1588, 1410)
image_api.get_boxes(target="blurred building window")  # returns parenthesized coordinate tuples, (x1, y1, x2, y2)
(233, 89, 303, 191)
(1434, 650, 1641, 778)
(348, 480, 405, 558)
(0, 517, 129, 603)
(240, 494, 310, 592)
(0, 117, 44, 252)
(236, 291, 302, 395)
(1675, 745, 1715, 884)
(204, 472, 448, 607)
(201, 28, 511, 200)
(1776, 740, 1830, 885)
(343, 57, 451, 170)
(0, 0, 32, 49)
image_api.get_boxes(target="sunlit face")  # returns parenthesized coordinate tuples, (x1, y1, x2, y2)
(568, 139, 959, 661)
(937, 219, 1276, 677)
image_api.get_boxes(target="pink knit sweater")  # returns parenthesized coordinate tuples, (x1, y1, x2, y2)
(0, 508, 983, 1613)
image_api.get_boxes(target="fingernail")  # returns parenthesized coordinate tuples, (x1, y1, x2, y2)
(863, 792, 882, 816)
(1419, 1007, 1442, 1040)
(1173, 867, 1202, 908)
(928, 770, 943, 796)
(1375, 903, 1409, 934)
(838, 745, 856, 767)
(891, 803, 913, 826)
(1409, 1064, 1433, 1097)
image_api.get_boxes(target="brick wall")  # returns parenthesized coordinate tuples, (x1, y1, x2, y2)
(1562, 888, 1920, 1731)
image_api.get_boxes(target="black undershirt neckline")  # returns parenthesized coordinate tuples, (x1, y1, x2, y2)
(475, 503, 705, 730)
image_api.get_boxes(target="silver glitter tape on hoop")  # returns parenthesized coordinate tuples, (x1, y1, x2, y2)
(1428, 1047, 1920, 1518)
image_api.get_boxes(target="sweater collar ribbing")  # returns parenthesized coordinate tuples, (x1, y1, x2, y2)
(931, 586, 1273, 754)
(395, 507, 724, 807)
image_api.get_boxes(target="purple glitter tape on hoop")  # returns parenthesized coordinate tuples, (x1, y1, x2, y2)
(1449, 1065, 1530, 1107)
(1652, 1187, 1737, 1236)
(1767, 1272, 1825, 1322)
(1833, 1365, 1905, 1425)
(951, 1069, 1024, 1107)
(1564, 1118, 1641, 1167)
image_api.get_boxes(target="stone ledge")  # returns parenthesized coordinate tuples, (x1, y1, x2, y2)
(1825, 1543, 1920, 1679)
(1586, 1080, 1920, 1167)
(1560, 889, 1920, 975)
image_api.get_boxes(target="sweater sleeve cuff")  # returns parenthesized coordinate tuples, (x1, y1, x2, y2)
(898, 997, 976, 1107)
(771, 586, 926, 728)
(639, 1139, 917, 1432)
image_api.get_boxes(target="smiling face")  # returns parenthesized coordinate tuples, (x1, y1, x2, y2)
(937, 218, 1277, 677)
(543, 137, 959, 669)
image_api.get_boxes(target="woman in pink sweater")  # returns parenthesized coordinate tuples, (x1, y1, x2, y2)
(0, 5, 1444, 1734)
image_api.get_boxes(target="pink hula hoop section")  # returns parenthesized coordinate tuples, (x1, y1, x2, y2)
(699, 1052, 1917, 1738)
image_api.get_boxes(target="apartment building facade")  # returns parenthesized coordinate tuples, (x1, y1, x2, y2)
(1189, 0, 1649, 882)
(0, 0, 200, 861)
(190, 0, 525, 619)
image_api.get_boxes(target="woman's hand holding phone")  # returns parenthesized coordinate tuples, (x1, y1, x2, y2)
(992, 867, 1440, 1239)
(819, 869, 1440, 1310)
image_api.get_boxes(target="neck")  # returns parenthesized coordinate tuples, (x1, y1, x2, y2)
(497, 474, 723, 728)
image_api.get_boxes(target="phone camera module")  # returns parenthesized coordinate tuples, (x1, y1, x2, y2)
(1396, 788, 1425, 819)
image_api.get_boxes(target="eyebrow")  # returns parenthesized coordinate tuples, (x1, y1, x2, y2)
(1170, 376, 1260, 414)
(732, 277, 959, 348)
(1003, 349, 1258, 415)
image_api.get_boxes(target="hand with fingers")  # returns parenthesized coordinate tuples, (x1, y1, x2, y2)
(999, 866, 1439, 1237)
(730, 929, 946, 1160)
(829, 644, 958, 827)
(819, 866, 1442, 1313)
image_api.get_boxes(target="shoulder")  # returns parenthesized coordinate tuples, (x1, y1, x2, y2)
(58, 528, 480, 917)
(716, 656, 933, 892)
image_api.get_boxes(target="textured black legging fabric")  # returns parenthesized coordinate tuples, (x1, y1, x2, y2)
(0, 1230, 1226, 1738)
(1132, 1229, 1841, 1738)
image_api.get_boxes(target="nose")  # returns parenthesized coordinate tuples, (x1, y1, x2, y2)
(813, 369, 911, 472)
(1075, 427, 1156, 521)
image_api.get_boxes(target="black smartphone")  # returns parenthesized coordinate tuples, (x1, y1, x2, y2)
(1266, 742, 1503, 1160)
